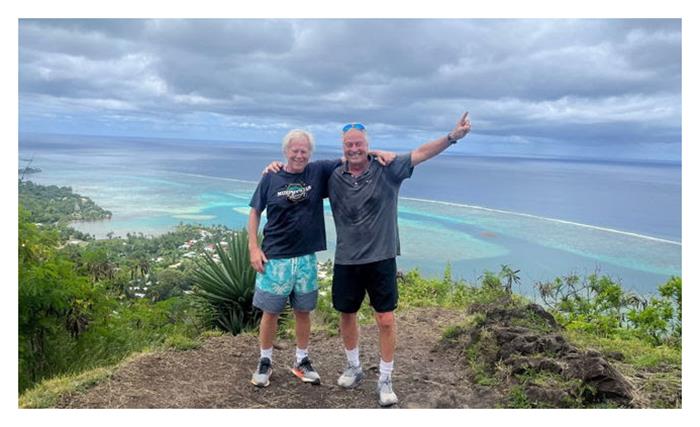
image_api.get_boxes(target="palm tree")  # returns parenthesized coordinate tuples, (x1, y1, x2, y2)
(499, 264, 521, 295)
(137, 257, 150, 277)
(192, 229, 261, 334)
(83, 248, 116, 282)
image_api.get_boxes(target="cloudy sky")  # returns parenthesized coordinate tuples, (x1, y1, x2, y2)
(18, 19, 681, 161)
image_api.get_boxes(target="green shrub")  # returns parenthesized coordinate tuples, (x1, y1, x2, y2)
(398, 266, 479, 309)
(19, 206, 102, 391)
(537, 272, 682, 347)
(191, 229, 262, 334)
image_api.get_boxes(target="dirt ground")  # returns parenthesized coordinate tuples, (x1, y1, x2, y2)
(57, 307, 501, 409)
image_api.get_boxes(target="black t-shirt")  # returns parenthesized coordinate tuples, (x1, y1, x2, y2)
(249, 159, 340, 259)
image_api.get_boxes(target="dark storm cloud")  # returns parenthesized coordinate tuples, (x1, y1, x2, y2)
(19, 19, 681, 156)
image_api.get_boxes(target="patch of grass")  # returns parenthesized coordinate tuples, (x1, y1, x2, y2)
(471, 368, 498, 386)
(276, 307, 296, 340)
(508, 308, 556, 334)
(164, 334, 201, 351)
(513, 367, 588, 408)
(517, 368, 559, 388)
(506, 386, 534, 408)
(200, 329, 225, 338)
(19, 367, 114, 409)
(442, 325, 467, 342)
(313, 278, 340, 331)
(464, 329, 500, 386)
(638, 371, 682, 408)
(564, 329, 681, 369)
(18, 351, 152, 408)
(440, 313, 484, 343)
(397, 268, 481, 309)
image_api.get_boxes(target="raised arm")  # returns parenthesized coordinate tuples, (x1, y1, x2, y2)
(247, 208, 267, 273)
(410, 112, 472, 167)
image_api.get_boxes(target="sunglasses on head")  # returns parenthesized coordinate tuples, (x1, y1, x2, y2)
(342, 123, 366, 133)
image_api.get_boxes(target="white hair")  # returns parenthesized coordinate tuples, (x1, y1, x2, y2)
(282, 129, 315, 154)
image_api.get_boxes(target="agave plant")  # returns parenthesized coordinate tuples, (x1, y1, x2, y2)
(192, 229, 262, 334)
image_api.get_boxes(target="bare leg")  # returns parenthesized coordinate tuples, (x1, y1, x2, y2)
(375, 311, 396, 363)
(294, 310, 311, 350)
(259, 311, 279, 351)
(340, 312, 359, 350)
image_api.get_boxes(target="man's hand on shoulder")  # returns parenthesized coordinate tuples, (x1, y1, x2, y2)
(262, 161, 284, 175)
(370, 150, 397, 166)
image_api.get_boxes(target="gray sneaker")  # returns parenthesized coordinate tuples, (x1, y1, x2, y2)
(377, 377, 398, 407)
(337, 364, 364, 388)
(251, 357, 272, 387)
(291, 356, 321, 384)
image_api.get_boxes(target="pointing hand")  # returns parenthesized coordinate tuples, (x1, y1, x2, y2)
(448, 112, 471, 141)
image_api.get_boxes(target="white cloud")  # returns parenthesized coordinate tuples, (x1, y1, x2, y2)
(18, 19, 682, 158)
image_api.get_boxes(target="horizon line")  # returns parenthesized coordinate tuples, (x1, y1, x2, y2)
(18, 131, 682, 165)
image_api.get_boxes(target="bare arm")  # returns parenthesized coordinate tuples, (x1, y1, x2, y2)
(247, 208, 267, 273)
(411, 112, 472, 167)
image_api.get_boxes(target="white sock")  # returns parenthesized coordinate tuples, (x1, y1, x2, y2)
(260, 347, 273, 361)
(296, 347, 309, 364)
(345, 347, 361, 368)
(379, 359, 394, 382)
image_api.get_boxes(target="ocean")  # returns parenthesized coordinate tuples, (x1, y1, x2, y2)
(18, 133, 682, 297)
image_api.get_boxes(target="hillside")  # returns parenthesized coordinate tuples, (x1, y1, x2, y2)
(44, 305, 679, 409)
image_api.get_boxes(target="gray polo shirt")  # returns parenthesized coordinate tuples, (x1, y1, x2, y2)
(328, 153, 414, 265)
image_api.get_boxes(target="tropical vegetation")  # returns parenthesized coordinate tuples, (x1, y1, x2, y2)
(18, 180, 681, 408)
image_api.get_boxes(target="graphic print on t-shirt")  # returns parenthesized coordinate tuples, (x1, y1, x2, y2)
(276, 182, 312, 203)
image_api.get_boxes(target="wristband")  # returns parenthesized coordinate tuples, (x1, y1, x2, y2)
(447, 133, 458, 144)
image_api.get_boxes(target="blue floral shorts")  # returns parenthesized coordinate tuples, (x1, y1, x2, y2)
(252, 253, 318, 314)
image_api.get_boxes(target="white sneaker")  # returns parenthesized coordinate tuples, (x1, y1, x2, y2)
(377, 378, 398, 407)
(337, 364, 364, 388)
(291, 356, 321, 384)
(250, 357, 272, 387)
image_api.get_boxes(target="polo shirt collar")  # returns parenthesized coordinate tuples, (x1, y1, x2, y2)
(342, 155, 375, 176)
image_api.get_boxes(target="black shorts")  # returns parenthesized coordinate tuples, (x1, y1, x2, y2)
(332, 258, 398, 313)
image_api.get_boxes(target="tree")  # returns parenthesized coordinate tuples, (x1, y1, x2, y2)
(19, 206, 97, 391)
(147, 269, 190, 302)
(628, 276, 682, 345)
(499, 264, 521, 295)
(659, 276, 682, 338)
(81, 247, 116, 282)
